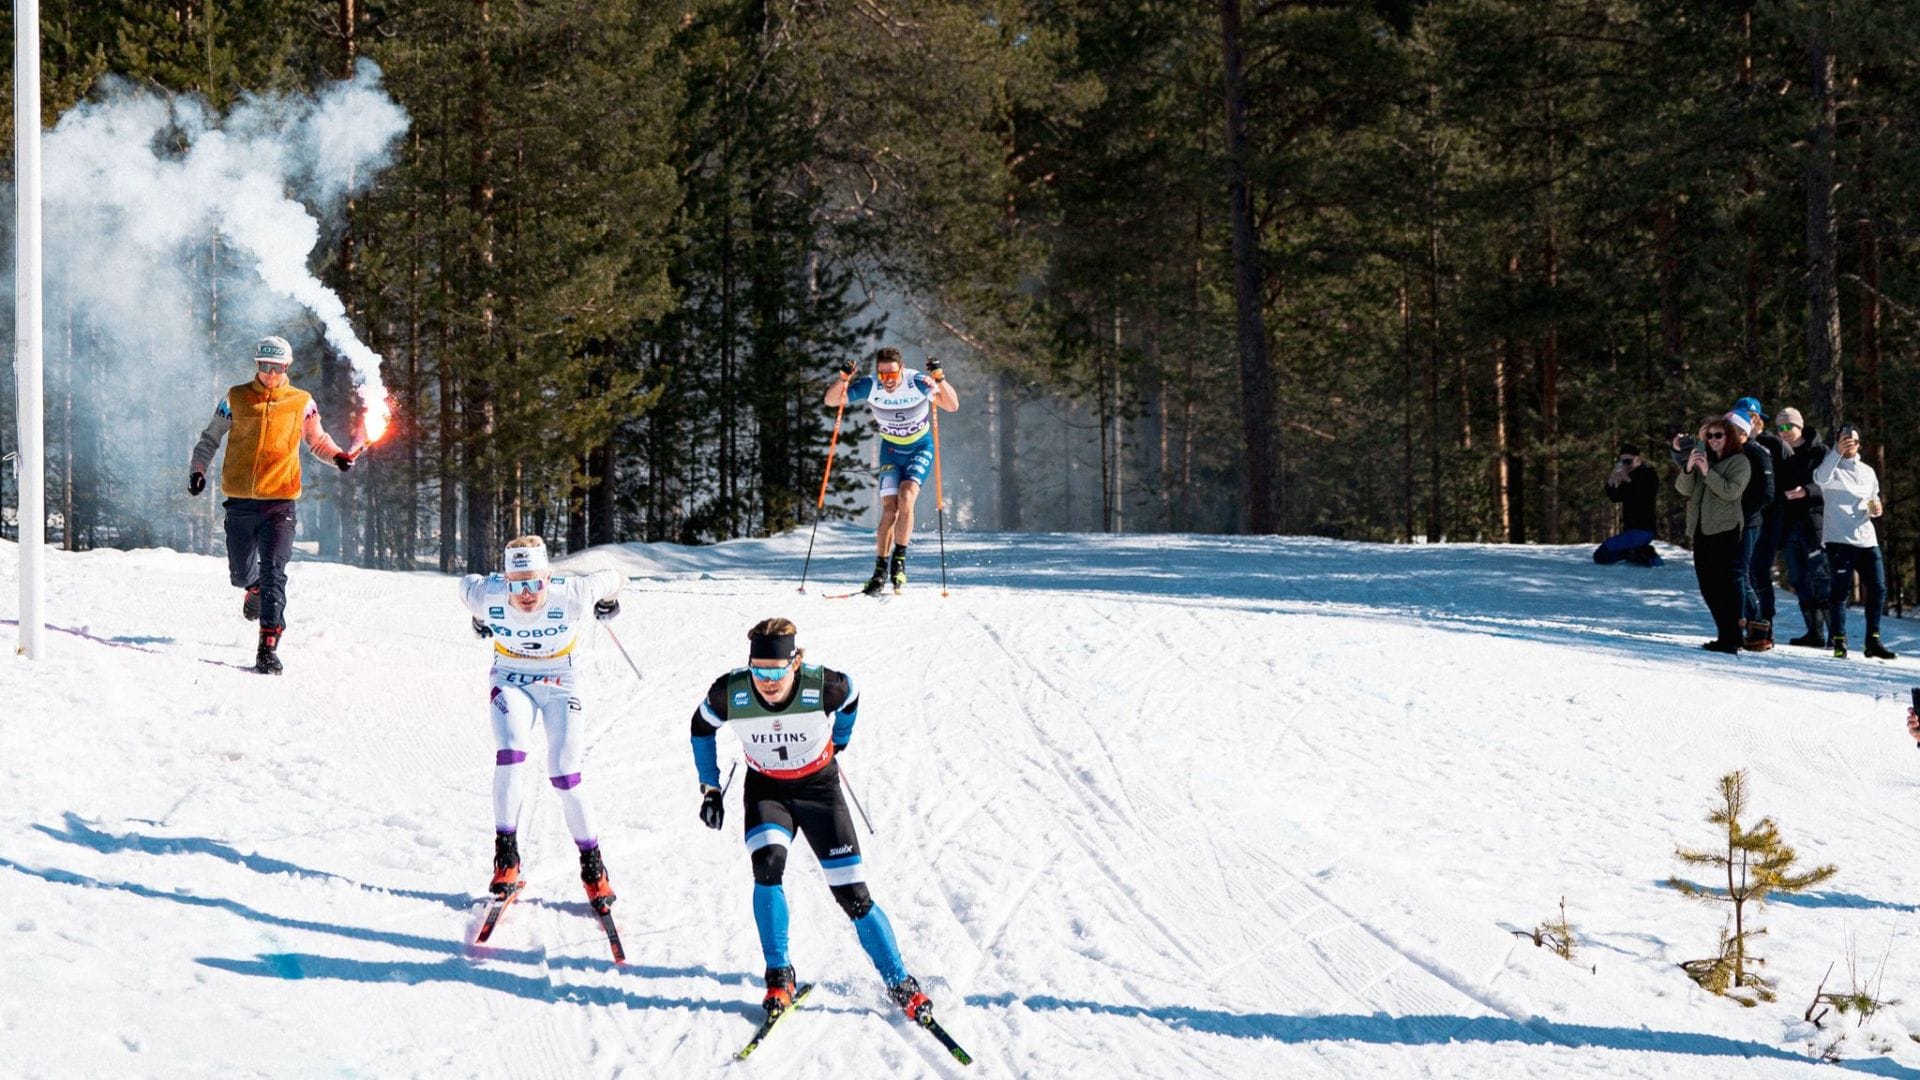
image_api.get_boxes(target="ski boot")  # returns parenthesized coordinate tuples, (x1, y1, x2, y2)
(1864, 634, 1898, 660)
(242, 585, 261, 621)
(254, 627, 284, 675)
(889, 545, 908, 593)
(1832, 634, 1848, 659)
(888, 975, 933, 1023)
(580, 845, 615, 914)
(1787, 607, 1826, 648)
(763, 965, 797, 1013)
(490, 832, 521, 898)
(860, 556, 889, 598)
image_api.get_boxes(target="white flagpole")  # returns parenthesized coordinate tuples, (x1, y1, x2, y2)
(15, 0, 45, 658)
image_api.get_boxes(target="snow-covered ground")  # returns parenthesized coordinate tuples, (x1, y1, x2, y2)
(5, 527, 1920, 1078)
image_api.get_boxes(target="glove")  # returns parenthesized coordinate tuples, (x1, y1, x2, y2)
(594, 598, 620, 622)
(187, 471, 206, 496)
(836, 359, 855, 377)
(833, 742, 848, 756)
(925, 357, 944, 382)
(699, 785, 725, 830)
(334, 452, 355, 472)
(472, 617, 492, 639)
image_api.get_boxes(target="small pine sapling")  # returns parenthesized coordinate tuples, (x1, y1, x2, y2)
(1670, 770, 1837, 1005)
(1511, 896, 1578, 963)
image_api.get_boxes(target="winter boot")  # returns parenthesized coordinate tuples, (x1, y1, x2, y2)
(490, 832, 521, 898)
(580, 845, 615, 914)
(254, 627, 283, 675)
(1743, 619, 1773, 652)
(762, 965, 797, 1013)
(861, 556, 889, 597)
(1787, 607, 1826, 648)
(1832, 634, 1848, 659)
(1864, 634, 1898, 660)
(889, 545, 908, 592)
(887, 975, 933, 1023)
(241, 585, 261, 621)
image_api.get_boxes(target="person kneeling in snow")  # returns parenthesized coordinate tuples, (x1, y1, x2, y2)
(459, 536, 625, 911)
(1594, 444, 1662, 567)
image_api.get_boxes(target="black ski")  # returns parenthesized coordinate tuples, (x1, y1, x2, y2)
(474, 881, 525, 944)
(917, 1013, 973, 1066)
(735, 982, 814, 1060)
(592, 902, 626, 964)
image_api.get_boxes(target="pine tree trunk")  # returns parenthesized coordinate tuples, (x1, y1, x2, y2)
(1217, 0, 1277, 534)
(1805, 26, 1843, 431)
(463, 0, 499, 573)
(1738, 4, 1760, 384)
(997, 369, 1021, 530)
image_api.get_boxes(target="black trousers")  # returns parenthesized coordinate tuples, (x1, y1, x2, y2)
(1692, 527, 1746, 646)
(224, 498, 297, 629)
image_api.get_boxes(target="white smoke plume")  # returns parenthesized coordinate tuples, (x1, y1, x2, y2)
(39, 58, 408, 442)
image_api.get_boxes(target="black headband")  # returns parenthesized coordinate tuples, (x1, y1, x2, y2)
(748, 632, 796, 660)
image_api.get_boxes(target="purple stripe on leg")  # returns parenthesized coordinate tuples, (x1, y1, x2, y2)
(576, 838, 600, 851)
(496, 749, 528, 766)
(550, 773, 582, 790)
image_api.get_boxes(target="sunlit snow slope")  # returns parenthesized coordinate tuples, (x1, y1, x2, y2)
(4, 528, 1920, 1078)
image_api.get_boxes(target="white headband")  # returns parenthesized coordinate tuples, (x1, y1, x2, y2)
(504, 543, 548, 574)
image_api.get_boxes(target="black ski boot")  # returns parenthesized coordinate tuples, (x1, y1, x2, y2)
(580, 845, 615, 913)
(889, 545, 908, 593)
(254, 627, 284, 675)
(861, 556, 889, 597)
(490, 832, 520, 898)
(1832, 634, 1849, 659)
(763, 965, 798, 1013)
(887, 974, 933, 1023)
(1787, 606, 1826, 648)
(1864, 634, 1898, 660)
(242, 585, 261, 621)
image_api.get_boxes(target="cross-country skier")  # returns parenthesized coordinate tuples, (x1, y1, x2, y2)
(460, 535, 625, 913)
(823, 347, 959, 595)
(690, 617, 935, 1024)
(187, 335, 355, 674)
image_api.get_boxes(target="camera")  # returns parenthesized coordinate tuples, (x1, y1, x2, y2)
(1675, 435, 1697, 453)
(1838, 424, 1860, 441)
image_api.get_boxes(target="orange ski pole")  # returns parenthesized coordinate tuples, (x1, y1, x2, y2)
(931, 402, 949, 597)
(799, 369, 853, 593)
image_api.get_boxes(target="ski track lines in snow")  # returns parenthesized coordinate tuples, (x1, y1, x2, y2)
(6, 528, 1920, 1078)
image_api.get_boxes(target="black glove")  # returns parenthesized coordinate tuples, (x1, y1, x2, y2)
(334, 452, 355, 472)
(925, 357, 942, 376)
(699, 786, 725, 830)
(833, 742, 848, 757)
(594, 598, 620, 622)
(837, 359, 855, 377)
(187, 471, 206, 496)
(472, 617, 492, 639)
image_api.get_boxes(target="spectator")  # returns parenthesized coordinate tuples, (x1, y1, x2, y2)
(1728, 403, 1778, 650)
(1813, 425, 1896, 660)
(1594, 444, 1662, 566)
(1771, 407, 1831, 647)
(1674, 415, 1752, 654)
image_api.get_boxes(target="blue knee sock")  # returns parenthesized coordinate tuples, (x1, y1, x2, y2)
(753, 884, 790, 968)
(852, 904, 909, 985)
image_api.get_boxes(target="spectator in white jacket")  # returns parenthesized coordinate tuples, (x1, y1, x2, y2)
(1812, 425, 1895, 659)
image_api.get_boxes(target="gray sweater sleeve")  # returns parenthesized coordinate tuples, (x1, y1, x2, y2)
(189, 400, 232, 474)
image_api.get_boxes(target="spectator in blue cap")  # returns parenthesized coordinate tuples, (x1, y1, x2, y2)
(1730, 397, 1781, 650)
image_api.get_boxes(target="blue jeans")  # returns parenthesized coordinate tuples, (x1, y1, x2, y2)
(1744, 512, 1780, 622)
(1826, 542, 1885, 641)
(1738, 523, 1764, 623)
(1594, 529, 1659, 566)
(1780, 516, 1829, 616)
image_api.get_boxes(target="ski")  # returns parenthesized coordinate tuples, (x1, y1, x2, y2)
(917, 1013, 973, 1066)
(473, 881, 525, 944)
(734, 982, 814, 1060)
(592, 903, 626, 964)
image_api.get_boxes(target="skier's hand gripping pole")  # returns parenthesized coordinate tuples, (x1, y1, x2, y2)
(799, 363, 854, 593)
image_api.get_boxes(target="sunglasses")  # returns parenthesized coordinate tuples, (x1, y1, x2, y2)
(1705, 432, 1727, 441)
(1776, 422, 1799, 432)
(256, 361, 289, 373)
(506, 577, 545, 595)
(1618, 457, 1635, 465)
(748, 659, 793, 680)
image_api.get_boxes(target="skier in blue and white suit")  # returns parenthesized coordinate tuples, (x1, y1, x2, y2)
(825, 346, 960, 595)
(691, 616, 936, 1024)
(459, 535, 624, 913)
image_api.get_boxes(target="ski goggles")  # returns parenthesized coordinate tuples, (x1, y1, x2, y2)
(875, 366, 903, 389)
(748, 659, 795, 681)
(505, 577, 546, 596)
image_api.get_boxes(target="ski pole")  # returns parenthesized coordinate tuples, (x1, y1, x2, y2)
(721, 761, 738, 795)
(799, 369, 854, 593)
(839, 763, 876, 836)
(603, 622, 643, 683)
(931, 403, 950, 598)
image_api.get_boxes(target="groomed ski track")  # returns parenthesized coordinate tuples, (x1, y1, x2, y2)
(4, 527, 1920, 1078)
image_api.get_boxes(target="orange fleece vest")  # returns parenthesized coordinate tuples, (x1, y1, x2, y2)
(220, 380, 313, 501)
